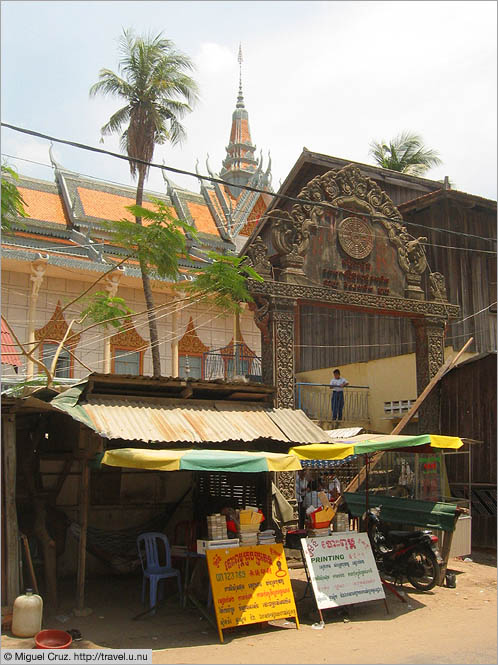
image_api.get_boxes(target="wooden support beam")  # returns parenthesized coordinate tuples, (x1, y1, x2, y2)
(391, 337, 473, 435)
(334, 339, 474, 513)
(2, 415, 20, 605)
(74, 428, 92, 616)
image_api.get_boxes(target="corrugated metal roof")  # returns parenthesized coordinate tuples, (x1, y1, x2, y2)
(325, 426, 364, 439)
(1, 317, 22, 367)
(80, 397, 331, 445)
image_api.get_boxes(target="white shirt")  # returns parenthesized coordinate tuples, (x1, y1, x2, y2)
(330, 377, 348, 392)
(295, 476, 308, 504)
(328, 478, 341, 494)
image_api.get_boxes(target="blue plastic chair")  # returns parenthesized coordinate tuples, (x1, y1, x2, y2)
(137, 532, 182, 613)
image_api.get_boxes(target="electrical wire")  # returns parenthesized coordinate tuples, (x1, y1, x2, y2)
(4, 148, 496, 247)
(3, 122, 496, 248)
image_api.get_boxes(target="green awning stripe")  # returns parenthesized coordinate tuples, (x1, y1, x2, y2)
(344, 492, 459, 532)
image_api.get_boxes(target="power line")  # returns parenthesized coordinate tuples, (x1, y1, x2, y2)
(3, 122, 496, 248)
(4, 149, 496, 247)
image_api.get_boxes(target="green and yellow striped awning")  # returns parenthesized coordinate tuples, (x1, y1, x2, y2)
(102, 447, 302, 473)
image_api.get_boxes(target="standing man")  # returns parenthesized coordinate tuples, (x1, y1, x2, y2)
(330, 368, 349, 421)
(295, 469, 308, 529)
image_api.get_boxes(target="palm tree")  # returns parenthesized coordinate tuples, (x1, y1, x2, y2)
(369, 131, 442, 176)
(90, 29, 198, 376)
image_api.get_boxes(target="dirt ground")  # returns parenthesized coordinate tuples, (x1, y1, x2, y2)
(2, 551, 497, 665)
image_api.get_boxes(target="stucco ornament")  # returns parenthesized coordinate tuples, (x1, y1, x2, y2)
(244, 236, 272, 278)
(287, 164, 432, 299)
(429, 272, 448, 302)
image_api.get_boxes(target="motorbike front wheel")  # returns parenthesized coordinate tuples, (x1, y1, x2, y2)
(406, 549, 440, 591)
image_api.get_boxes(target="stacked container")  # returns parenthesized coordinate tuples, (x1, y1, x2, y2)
(207, 513, 228, 540)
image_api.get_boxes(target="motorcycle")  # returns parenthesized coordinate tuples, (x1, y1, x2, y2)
(364, 505, 442, 591)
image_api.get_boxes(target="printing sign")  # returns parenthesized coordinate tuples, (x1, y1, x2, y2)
(206, 544, 299, 643)
(301, 532, 385, 610)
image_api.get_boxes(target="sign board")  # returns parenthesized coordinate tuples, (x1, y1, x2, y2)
(301, 532, 385, 610)
(206, 544, 299, 643)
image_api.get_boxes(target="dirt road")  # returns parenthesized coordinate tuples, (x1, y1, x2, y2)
(2, 553, 496, 664)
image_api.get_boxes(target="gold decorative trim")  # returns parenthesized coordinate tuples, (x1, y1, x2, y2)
(178, 317, 210, 354)
(35, 302, 81, 349)
(111, 319, 148, 351)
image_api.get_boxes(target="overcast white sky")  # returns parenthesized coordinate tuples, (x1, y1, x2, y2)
(1, 1, 496, 200)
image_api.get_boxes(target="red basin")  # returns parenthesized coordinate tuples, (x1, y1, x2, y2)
(35, 629, 72, 649)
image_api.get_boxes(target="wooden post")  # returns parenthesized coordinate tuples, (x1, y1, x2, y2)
(2, 414, 20, 605)
(438, 512, 461, 586)
(74, 429, 92, 616)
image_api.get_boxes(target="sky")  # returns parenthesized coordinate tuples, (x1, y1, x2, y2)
(1, 1, 497, 201)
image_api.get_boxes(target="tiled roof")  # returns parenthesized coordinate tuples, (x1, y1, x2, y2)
(185, 201, 220, 236)
(76, 187, 175, 223)
(18, 187, 67, 225)
(1, 317, 22, 367)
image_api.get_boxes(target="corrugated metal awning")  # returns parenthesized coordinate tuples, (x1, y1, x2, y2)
(73, 397, 331, 445)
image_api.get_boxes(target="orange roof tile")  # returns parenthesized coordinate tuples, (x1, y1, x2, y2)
(230, 118, 251, 145)
(186, 201, 219, 236)
(239, 195, 267, 237)
(18, 188, 67, 224)
(77, 187, 177, 224)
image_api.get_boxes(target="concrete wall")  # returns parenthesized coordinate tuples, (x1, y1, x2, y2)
(1, 267, 261, 379)
(297, 347, 477, 433)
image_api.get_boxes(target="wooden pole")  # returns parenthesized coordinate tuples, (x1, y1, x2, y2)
(334, 338, 474, 512)
(391, 337, 473, 435)
(74, 455, 91, 615)
(2, 414, 20, 605)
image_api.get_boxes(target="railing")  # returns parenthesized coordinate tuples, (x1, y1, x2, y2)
(296, 382, 369, 422)
(203, 347, 262, 382)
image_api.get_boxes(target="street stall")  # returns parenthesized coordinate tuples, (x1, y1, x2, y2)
(101, 447, 302, 642)
(286, 434, 468, 618)
(3, 373, 333, 641)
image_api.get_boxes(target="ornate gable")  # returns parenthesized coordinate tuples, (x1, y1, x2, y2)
(178, 317, 210, 355)
(35, 302, 81, 349)
(111, 320, 148, 351)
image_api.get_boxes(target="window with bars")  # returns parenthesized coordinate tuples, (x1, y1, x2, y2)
(42, 343, 71, 378)
(113, 349, 141, 375)
(179, 354, 203, 379)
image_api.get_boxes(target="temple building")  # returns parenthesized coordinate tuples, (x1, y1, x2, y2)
(1, 49, 272, 382)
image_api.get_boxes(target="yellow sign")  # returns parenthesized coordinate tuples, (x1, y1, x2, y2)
(206, 544, 299, 643)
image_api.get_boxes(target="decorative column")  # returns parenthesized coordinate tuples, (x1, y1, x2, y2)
(413, 317, 446, 433)
(271, 300, 296, 409)
(27, 256, 48, 379)
(103, 274, 121, 373)
(171, 301, 179, 377)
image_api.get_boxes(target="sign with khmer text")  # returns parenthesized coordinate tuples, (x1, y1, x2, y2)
(301, 532, 385, 610)
(206, 544, 299, 643)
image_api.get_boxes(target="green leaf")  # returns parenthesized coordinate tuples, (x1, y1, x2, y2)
(79, 291, 134, 330)
(178, 252, 264, 314)
(1, 163, 27, 232)
(102, 200, 196, 280)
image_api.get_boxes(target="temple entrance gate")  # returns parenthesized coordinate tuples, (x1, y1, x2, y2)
(243, 164, 459, 502)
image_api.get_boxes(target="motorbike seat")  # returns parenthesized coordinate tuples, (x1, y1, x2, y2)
(388, 530, 424, 543)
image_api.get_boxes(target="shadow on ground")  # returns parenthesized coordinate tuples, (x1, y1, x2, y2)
(0, 572, 432, 650)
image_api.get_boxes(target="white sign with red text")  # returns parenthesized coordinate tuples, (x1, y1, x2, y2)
(301, 532, 385, 610)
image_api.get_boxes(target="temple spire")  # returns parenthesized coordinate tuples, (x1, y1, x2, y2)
(237, 44, 245, 109)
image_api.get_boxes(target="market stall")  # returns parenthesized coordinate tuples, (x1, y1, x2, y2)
(101, 447, 302, 642)
(288, 433, 468, 586)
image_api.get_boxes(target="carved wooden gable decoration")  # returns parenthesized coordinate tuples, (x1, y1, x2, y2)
(178, 317, 210, 355)
(35, 301, 81, 349)
(220, 335, 257, 359)
(111, 320, 148, 351)
(246, 164, 441, 303)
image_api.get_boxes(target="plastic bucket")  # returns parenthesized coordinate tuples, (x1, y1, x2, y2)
(34, 629, 72, 649)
